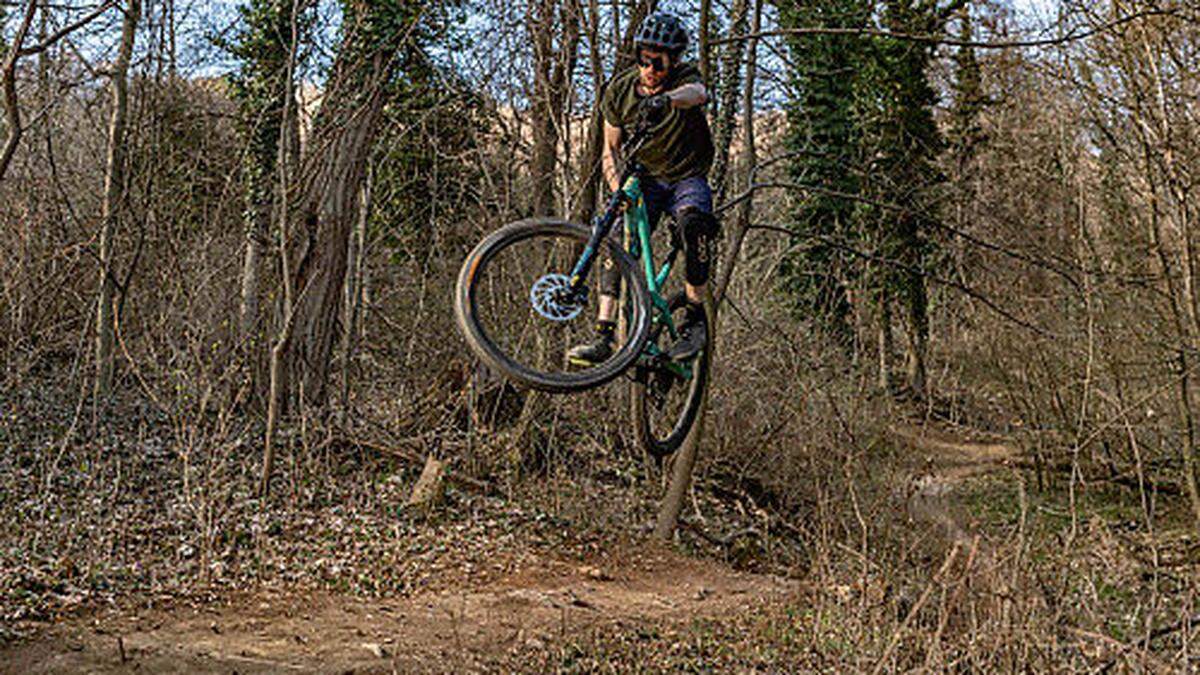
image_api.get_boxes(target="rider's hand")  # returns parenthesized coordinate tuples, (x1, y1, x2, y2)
(638, 93, 671, 125)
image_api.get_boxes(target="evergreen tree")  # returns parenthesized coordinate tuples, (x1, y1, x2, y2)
(862, 0, 948, 395)
(777, 0, 873, 346)
(948, 4, 984, 175)
(779, 0, 961, 394)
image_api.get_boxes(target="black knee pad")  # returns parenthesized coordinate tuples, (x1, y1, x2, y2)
(678, 208, 718, 286)
(600, 256, 621, 297)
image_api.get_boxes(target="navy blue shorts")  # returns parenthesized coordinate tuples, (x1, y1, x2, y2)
(641, 175, 714, 227)
(599, 174, 716, 295)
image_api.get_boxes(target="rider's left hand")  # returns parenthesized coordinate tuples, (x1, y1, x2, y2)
(638, 93, 671, 124)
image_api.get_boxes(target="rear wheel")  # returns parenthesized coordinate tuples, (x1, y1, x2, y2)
(455, 218, 651, 393)
(630, 292, 711, 458)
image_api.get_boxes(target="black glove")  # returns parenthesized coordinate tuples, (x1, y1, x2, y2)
(638, 93, 671, 125)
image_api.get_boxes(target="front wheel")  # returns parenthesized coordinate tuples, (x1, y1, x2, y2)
(630, 293, 711, 458)
(455, 218, 652, 393)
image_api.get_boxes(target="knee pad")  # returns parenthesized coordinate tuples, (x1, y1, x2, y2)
(600, 256, 621, 297)
(678, 208, 718, 286)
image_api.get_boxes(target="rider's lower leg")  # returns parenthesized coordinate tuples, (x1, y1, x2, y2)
(567, 294, 619, 366)
(667, 282, 707, 361)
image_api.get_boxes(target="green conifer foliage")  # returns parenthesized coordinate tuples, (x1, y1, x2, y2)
(866, 0, 947, 392)
(224, 0, 305, 254)
(779, 0, 960, 391)
(777, 0, 873, 345)
(948, 5, 984, 171)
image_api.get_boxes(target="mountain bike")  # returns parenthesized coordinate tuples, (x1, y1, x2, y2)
(453, 121, 710, 458)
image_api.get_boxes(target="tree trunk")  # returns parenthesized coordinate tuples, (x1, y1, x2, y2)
(655, 289, 716, 540)
(340, 163, 372, 410)
(529, 0, 581, 217)
(572, 0, 656, 222)
(94, 0, 140, 401)
(570, 0, 604, 223)
(284, 81, 388, 407)
(239, 182, 270, 339)
(659, 0, 761, 540)
(714, 0, 761, 305)
(698, 0, 712, 82)
(708, 0, 748, 203)
(528, 0, 557, 217)
(0, 0, 37, 186)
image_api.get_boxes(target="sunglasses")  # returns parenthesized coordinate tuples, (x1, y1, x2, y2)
(637, 52, 669, 72)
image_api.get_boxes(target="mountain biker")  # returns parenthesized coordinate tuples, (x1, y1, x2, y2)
(567, 11, 717, 367)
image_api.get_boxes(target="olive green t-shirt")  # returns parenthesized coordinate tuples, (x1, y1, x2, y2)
(600, 62, 714, 184)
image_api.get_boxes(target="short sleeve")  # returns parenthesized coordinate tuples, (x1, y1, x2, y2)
(672, 63, 702, 87)
(601, 81, 621, 126)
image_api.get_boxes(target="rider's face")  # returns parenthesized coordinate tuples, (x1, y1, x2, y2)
(637, 48, 671, 89)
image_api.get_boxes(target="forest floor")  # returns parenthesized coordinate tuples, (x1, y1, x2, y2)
(0, 413, 1027, 673)
(1, 542, 797, 672)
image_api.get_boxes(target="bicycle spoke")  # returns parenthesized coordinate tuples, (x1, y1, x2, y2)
(467, 227, 638, 384)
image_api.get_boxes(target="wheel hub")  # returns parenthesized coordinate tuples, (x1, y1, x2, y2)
(530, 273, 585, 321)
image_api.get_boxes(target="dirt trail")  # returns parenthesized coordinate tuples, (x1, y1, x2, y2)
(889, 423, 1021, 544)
(2, 543, 797, 673)
(3, 424, 1018, 673)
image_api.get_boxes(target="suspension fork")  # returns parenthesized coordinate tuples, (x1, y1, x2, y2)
(568, 178, 641, 294)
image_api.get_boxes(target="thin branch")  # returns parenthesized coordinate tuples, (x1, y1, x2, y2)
(0, 0, 39, 183)
(711, 9, 1176, 49)
(720, 181, 1083, 290)
(19, 0, 117, 56)
(750, 223, 1054, 338)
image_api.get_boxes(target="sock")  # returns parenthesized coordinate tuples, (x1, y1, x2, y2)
(684, 302, 704, 324)
(596, 320, 616, 341)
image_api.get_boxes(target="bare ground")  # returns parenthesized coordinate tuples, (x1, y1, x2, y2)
(1, 541, 798, 673)
(2, 422, 1027, 673)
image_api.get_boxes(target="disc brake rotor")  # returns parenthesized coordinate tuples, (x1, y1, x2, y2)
(530, 273, 584, 322)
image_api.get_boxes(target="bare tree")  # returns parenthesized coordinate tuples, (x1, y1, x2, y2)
(1, 1, 117, 183)
(262, 4, 424, 494)
(708, 0, 749, 202)
(571, 0, 655, 223)
(94, 0, 141, 401)
(528, 0, 581, 217)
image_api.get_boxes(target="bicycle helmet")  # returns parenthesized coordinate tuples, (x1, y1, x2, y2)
(634, 11, 689, 56)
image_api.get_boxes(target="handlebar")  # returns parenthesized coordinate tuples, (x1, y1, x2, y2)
(617, 118, 654, 184)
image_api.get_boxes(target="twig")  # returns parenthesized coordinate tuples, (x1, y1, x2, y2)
(751, 223, 1054, 338)
(679, 518, 761, 547)
(871, 542, 961, 675)
(1097, 612, 1200, 673)
(20, 1, 118, 57)
(711, 9, 1175, 50)
(1070, 624, 1173, 674)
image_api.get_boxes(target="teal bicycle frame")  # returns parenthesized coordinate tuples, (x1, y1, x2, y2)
(561, 125, 696, 382)
(620, 175, 693, 381)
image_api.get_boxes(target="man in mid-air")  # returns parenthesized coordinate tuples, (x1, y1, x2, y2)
(567, 10, 718, 366)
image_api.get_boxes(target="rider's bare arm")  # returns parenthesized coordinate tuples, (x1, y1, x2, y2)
(602, 120, 623, 192)
(665, 83, 707, 109)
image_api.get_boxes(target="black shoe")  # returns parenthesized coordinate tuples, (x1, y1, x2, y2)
(667, 308, 706, 361)
(567, 336, 614, 366)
